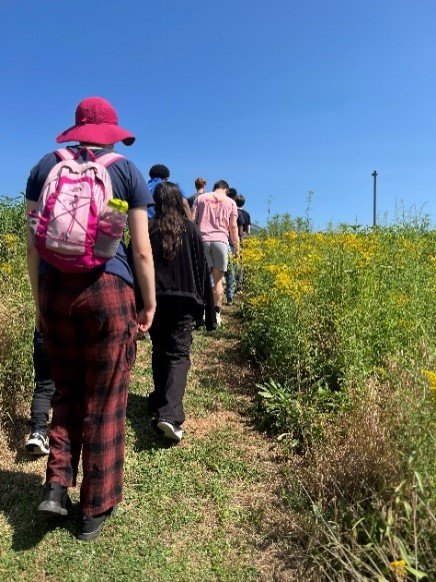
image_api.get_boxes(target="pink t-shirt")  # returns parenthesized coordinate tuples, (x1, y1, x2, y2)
(193, 192, 238, 243)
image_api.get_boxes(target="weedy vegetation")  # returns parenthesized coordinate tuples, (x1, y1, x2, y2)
(0, 197, 435, 581)
(240, 213, 436, 580)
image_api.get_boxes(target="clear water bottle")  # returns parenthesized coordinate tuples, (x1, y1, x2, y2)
(94, 199, 129, 258)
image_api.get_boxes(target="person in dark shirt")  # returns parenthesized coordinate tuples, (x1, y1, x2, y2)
(26, 96, 156, 541)
(147, 163, 191, 219)
(236, 195, 251, 238)
(135, 181, 216, 442)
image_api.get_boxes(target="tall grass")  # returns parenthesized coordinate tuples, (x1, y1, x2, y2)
(0, 197, 34, 421)
(240, 216, 436, 579)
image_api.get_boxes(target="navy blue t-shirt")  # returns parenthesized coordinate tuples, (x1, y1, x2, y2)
(237, 208, 251, 232)
(25, 146, 153, 286)
(147, 177, 188, 218)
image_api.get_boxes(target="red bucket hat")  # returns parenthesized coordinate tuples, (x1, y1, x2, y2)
(56, 96, 135, 146)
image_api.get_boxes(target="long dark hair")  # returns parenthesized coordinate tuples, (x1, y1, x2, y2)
(153, 181, 187, 262)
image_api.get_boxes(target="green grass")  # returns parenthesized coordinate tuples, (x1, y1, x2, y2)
(0, 322, 268, 582)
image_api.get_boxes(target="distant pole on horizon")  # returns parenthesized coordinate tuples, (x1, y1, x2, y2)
(372, 170, 378, 227)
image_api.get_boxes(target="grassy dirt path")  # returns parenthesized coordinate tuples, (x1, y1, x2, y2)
(0, 306, 295, 581)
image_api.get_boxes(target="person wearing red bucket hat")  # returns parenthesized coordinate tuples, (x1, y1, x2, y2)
(25, 96, 156, 541)
(56, 96, 135, 146)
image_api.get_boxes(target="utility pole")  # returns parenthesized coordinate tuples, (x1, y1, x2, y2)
(372, 170, 378, 227)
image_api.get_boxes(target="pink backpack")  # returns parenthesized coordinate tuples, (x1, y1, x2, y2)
(28, 148, 127, 272)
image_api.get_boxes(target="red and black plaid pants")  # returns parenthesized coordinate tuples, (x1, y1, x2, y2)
(39, 271, 137, 516)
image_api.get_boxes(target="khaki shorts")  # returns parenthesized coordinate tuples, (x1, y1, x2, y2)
(203, 241, 229, 272)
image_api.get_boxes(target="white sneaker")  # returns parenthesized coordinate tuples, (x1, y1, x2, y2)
(25, 431, 49, 455)
(216, 312, 222, 327)
(157, 420, 183, 442)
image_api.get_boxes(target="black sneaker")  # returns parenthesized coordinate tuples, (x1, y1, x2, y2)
(77, 507, 115, 541)
(38, 482, 72, 516)
(25, 430, 49, 455)
(157, 420, 183, 442)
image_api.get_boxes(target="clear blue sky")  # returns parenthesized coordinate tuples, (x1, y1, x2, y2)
(1, 0, 435, 228)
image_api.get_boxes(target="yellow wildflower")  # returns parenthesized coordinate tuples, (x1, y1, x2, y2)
(389, 559, 407, 576)
(422, 369, 436, 391)
(0, 262, 12, 275)
(3, 233, 19, 248)
(263, 237, 279, 252)
(265, 264, 283, 274)
(401, 239, 419, 253)
(241, 247, 265, 266)
(274, 270, 295, 293)
(248, 293, 271, 307)
(394, 294, 408, 308)
(299, 279, 313, 296)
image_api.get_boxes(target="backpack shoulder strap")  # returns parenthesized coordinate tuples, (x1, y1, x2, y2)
(55, 148, 75, 161)
(96, 152, 125, 168)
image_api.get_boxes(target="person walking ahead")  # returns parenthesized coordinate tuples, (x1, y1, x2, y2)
(143, 182, 216, 441)
(193, 180, 239, 325)
(187, 177, 207, 214)
(24, 329, 55, 455)
(26, 96, 156, 541)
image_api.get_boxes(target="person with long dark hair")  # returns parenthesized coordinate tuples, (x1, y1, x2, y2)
(138, 181, 216, 442)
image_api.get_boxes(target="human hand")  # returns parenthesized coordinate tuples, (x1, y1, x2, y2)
(137, 306, 155, 335)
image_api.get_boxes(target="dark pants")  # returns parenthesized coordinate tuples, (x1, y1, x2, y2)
(225, 262, 235, 302)
(30, 328, 55, 432)
(148, 297, 197, 426)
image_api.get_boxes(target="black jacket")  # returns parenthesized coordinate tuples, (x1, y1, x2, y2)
(129, 219, 216, 331)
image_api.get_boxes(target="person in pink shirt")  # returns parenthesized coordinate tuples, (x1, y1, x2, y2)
(193, 180, 240, 325)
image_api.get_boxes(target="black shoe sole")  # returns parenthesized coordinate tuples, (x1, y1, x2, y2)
(77, 507, 116, 542)
(25, 443, 49, 456)
(77, 521, 105, 541)
(38, 499, 70, 517)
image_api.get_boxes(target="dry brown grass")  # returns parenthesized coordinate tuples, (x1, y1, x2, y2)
(274, 364, 436, 581)
(298, 370, 422, 508)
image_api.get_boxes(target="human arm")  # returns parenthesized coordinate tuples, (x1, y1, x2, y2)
(26, 200, 41, 330)
(191, 225, 216, 331)
(237, 210, 244, 238)
(128, 207, 156, 334)
(182, 197, 193, 221)
(229, 214, 240, 258)
(246, 212, 252, 235)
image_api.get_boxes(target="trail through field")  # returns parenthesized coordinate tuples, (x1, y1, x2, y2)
(0, 305, 296, 581)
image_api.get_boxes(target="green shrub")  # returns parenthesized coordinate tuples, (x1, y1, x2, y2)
(241, 223, 436, 434)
